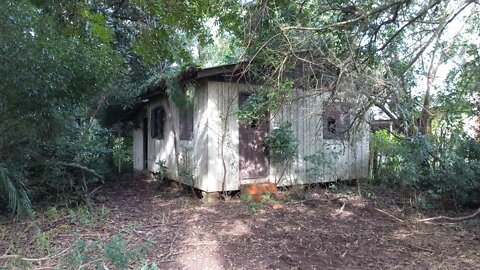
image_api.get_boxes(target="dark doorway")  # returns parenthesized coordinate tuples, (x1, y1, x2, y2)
(238, 93, 270, 179)
(143, 117, 148, 170)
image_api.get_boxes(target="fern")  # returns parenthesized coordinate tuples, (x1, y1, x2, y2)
(0, 164, 31, 215)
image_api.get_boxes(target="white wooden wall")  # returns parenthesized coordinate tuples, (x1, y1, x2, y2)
(207, 83, 370, 191)
(132, 127, 144, 171)
(205, 81, 242, 191)
(133, 80, 369, 192)
(271, 89, 370, 186)
(132, 81, 209, 190)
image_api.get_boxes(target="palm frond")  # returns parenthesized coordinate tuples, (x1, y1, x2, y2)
(0, 163, 31, 215)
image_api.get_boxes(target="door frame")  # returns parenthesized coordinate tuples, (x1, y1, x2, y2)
(142, 117, 148, 170)
(238, 92, 270, 180)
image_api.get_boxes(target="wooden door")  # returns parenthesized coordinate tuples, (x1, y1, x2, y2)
(238, 93, 269, 179)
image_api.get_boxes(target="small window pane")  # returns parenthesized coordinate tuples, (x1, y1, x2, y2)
(323, 102, 350, 140)
(179, 107, 193, 140)
(151, 106, 165, 140)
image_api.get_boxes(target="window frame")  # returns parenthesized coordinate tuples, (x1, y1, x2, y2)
(150, 106, 166, 140)
(179, 106, 194, 141)
(323, 102, 351, 140)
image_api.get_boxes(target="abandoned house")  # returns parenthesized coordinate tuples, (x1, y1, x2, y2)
(121, 63, 370, 194)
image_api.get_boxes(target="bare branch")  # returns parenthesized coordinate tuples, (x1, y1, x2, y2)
(281, 0, 410, 33)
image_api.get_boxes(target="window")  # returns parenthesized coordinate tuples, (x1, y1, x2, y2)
(323, 102, 350, 139)
(151, 106, 166, 139)
(179, 107, 194, 140)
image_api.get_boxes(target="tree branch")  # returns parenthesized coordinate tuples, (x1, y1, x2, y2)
(378, 0, 442, 52)
(281, 0, 410, 33)
(417, 207, 480, 222)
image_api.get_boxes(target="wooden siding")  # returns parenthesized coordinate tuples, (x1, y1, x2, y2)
(132, 81, 209, 189)
(133, 80, 369, 192)
(133, 127, 144, 171)
(206, 81, 243, 191)
(271, 89, 370, 186)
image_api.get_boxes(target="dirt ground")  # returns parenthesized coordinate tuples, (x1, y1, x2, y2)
(1, 174, 479, 269)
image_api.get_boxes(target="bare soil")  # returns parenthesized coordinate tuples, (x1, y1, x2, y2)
(1, 174, 479, 269)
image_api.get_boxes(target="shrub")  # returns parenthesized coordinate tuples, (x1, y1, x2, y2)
(265, 123, 298, 164)
(371, 130, 480, 208)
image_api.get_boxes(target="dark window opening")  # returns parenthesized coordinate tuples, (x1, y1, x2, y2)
(179, 107, 194, 141)
(327, 117, 336, 134)
(250, 118, 259, 128)
(151, 106, 166, 139)
(323, 102, 350, 140)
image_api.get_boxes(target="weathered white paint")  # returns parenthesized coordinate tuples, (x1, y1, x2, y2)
(132, 127, 144, 171)
(132, 80, 209, 189)
(132, 80, 370, 192)
(206, 81, 243, 191)
(270, 89, 370, 186)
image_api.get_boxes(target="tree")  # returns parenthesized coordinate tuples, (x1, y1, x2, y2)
(237, 0, 480, 207)
(0, 0, 121, 214)
(240, 0, 479, 136)
(0, 0, 245, 214)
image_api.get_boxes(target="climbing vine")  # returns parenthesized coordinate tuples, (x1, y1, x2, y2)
(236, 80, 293, 125)
(140, 64, 199, 117)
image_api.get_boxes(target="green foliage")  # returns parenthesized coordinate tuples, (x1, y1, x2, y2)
(112, 137, 133, 174)
(247, 201, 261, 214)
(236, 93, 269, 125)
(240, 193, 251, 202)
(139, 64, 198, 118)
(62, 239, 98, 269)
(154, 160, 167, 186)
(130, 0, 243, 65)
(0, 0, 244, 215)
(265, 123, 298, 164)
(81, 9, 114, 44)
(103, 234, 132, 269)
(139, 261, 159, 270)
(35, 230, 57, 256)
(371, 130, 480, 208)
(46, 206, 62, 220)
(178, 163, 194, 186)
(68, 205, 96, 227)
(0, 0, 121, 214)
(127, 222, 142, 231)
(236, 80, 293, 125)
(61, 234, 152, 269)
(0, 164, 31, 215)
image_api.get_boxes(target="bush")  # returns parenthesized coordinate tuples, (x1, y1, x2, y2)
(265, 123, 298, 164)
(112, 136, 133, 174)
(371, 130, 480, 208)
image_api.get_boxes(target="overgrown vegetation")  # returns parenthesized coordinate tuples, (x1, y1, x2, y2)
(264, 123, 298, 183)
(239, 0, 480, 211)
(1, 0, 479, 218)
(236, 81, 293, 126)
(154, 160, 168, 188)
(371, 130, 480, 209)
(265, 123, 298, 164)
(0, 1, 122, 214)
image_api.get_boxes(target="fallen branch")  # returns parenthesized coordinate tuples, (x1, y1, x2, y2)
(334, 202, 346, 216)
(0, 246, 71, 262)
(56, 162, 103, 179)
(159, 226, 183, 259)
(407, 243, 434, 253)
(330, 196, 349, 202)
(79, 258, 104, 269)
(417, 207, 480, 222)
(375, 208, 404, 222)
